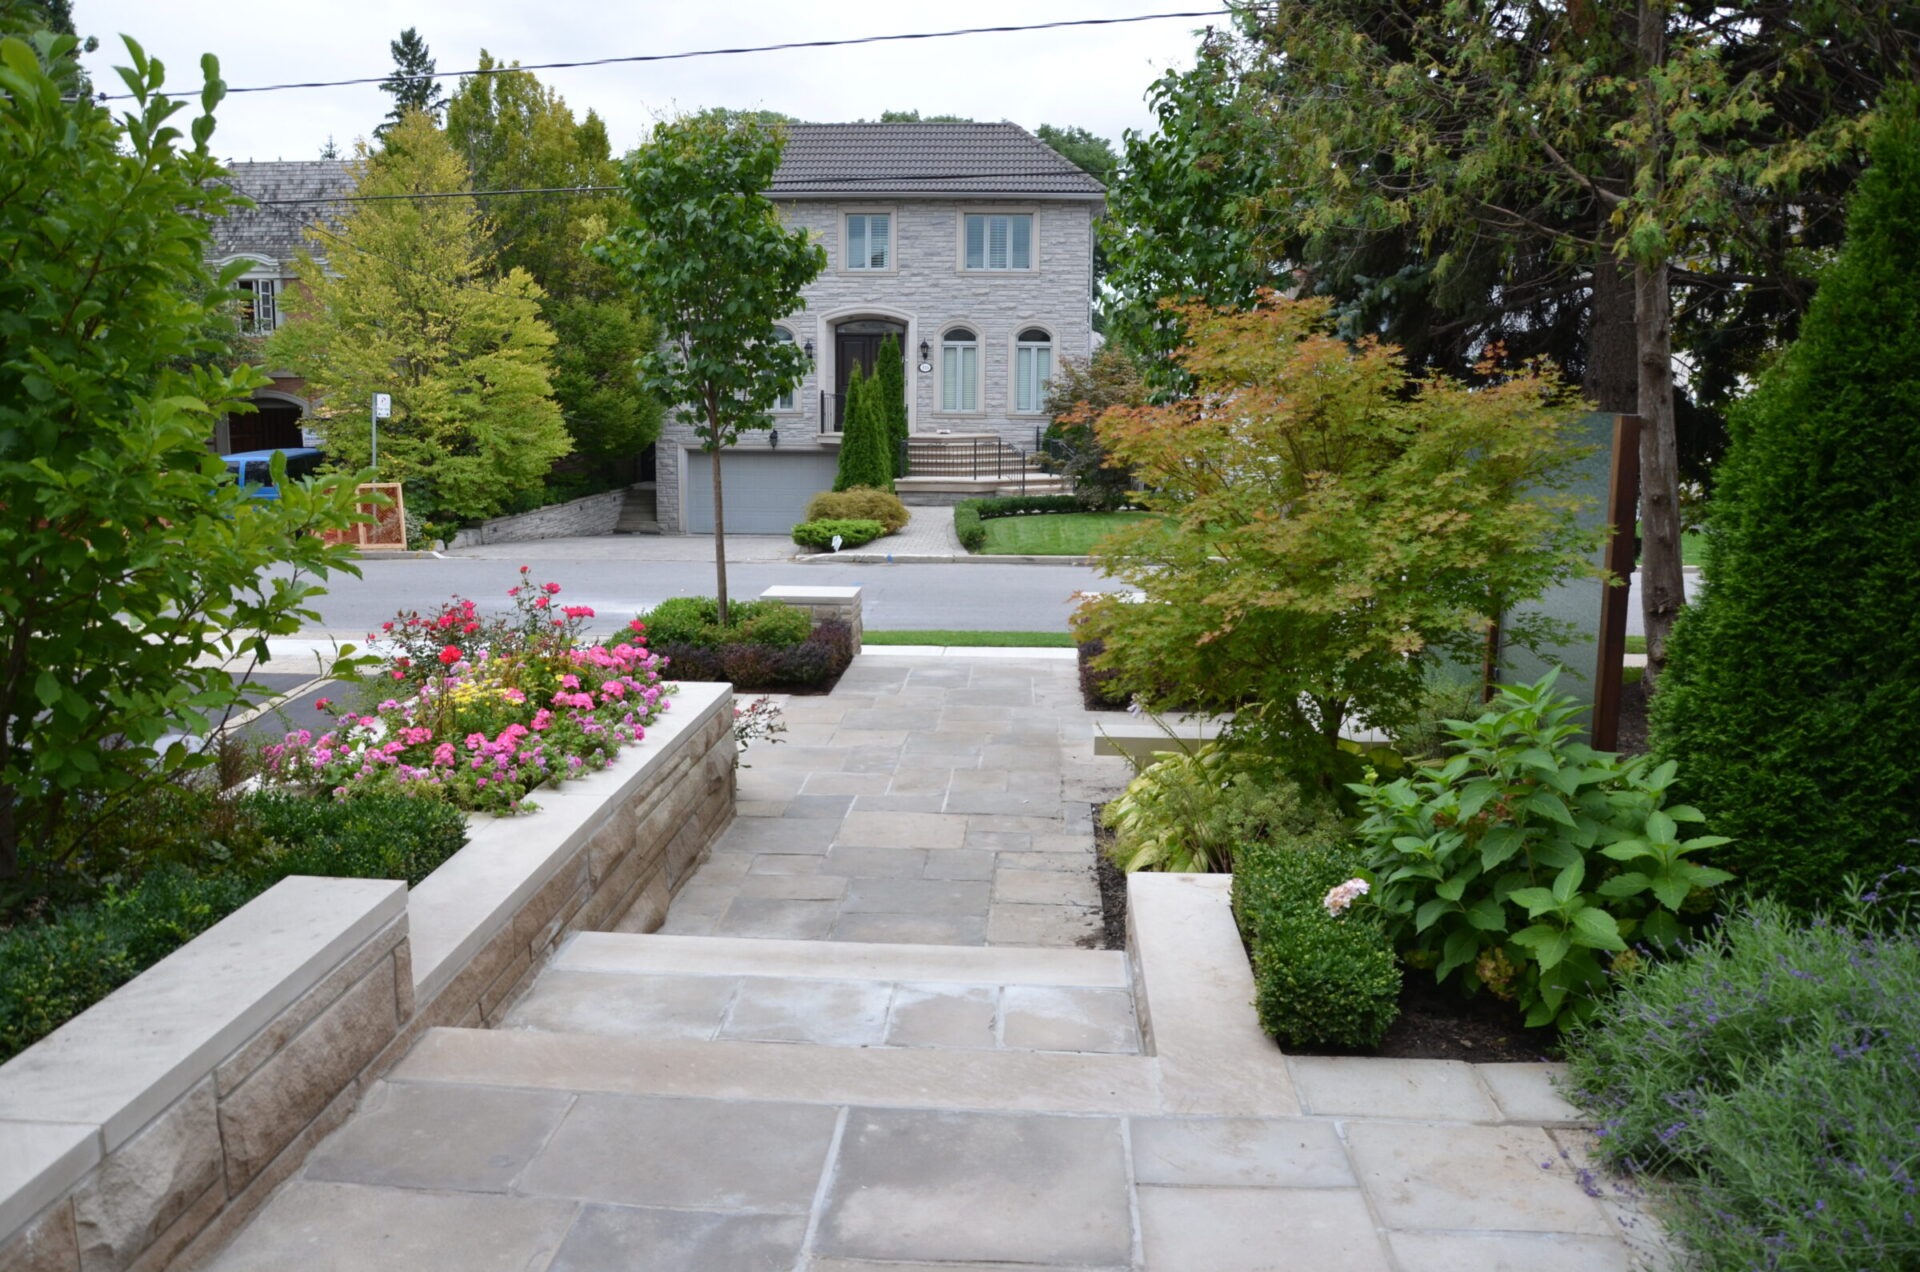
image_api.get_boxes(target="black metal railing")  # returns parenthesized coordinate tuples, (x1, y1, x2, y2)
(819, 390, 845, 434)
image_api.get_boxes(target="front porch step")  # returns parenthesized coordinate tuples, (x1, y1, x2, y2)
(494, 931, 1142, 1056)
(613, 484, 662, 534)
(894, 476, 1070, 504)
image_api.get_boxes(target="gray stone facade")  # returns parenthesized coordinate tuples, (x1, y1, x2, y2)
(656, 195, 1097, 533)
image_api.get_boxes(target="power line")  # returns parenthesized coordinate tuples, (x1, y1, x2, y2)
(102, 9, 1232, 101)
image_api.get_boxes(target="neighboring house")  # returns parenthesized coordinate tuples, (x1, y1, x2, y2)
(659, 122, 1105, 534)
(204, 160, 354, 454)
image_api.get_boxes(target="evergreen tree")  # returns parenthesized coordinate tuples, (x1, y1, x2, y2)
(376, 27, 445, 137)
(875, 333, 908, 456)
(1652, 93, 1920, 908)
(833, 366, 877, 491)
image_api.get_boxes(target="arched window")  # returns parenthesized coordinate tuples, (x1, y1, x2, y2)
(771, 326, 796, 411)
(1014, 327, 1053, 414)
(941, 326, 979, 412)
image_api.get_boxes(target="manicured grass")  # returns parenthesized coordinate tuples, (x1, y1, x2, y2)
(977, 511, 1157, 556)
(1635, 528, 1707, 566)
(1625, 635, 1647, 655)
(864, 630, 1074, 647)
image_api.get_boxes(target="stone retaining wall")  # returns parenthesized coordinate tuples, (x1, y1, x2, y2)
(446, 487, 630, 549)
(0, 681, 736, 1272)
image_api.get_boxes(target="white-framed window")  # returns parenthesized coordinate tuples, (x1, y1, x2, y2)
(771, 326, 797, 411)
(963, 213, 1034, 271)
(940, 326, 980, 412)
(238, 278, 278, 334)
(844, 212, 892, 270)
(1013, 327, 1053, 414)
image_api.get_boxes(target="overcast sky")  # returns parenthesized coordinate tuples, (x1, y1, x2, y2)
(76, 1, 1215, 166)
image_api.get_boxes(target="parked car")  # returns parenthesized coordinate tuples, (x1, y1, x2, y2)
(220, 448, 323, 501)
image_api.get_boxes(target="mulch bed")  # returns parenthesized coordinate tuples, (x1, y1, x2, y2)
(1091, 806, 1559, 1062)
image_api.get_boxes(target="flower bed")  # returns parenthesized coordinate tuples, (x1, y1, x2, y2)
(639, 596, 856, 692)
(264, 569, 674, 814)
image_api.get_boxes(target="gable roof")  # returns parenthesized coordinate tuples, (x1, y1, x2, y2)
(207, 161, 355, 263)
(770, 122, 1104, 201)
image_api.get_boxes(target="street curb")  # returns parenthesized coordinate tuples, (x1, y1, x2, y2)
(794, 551, 1094, 567)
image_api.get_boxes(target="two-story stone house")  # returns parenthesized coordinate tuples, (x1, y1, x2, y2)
(203, 161, 354, 454)
(656, 122, 1105, 534)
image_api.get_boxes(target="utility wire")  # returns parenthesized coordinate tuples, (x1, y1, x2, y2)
(101, 9, 1232, 101)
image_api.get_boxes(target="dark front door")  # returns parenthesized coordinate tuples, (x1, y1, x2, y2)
(832, 319, 905, 431)
(226, 400, 306, 454)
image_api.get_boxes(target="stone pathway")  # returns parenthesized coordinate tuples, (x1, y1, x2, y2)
(200, 655, 1670, 1272)
(664, 654, 1122, 947)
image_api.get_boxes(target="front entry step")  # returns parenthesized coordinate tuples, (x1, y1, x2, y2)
(496, 932, 1142, 1056)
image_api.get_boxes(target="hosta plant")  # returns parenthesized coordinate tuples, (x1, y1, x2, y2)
(1350, 671, 1730, 1029)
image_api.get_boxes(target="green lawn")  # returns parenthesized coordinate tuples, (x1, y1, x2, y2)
(1635, 528, 1706, 566)
(864, 630, 1074, 647)
(977, 512, 1157, 556)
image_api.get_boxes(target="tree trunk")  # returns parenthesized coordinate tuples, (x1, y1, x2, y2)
(1585, 257, 1639, 413)
(706, 401, 730, 629)
(1635, 257, 1685, 689)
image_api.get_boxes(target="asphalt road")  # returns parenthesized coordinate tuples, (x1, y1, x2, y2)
(289, 552, 1121, 638)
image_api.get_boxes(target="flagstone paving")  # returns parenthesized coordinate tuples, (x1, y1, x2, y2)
(200, 655, 1671, 1272)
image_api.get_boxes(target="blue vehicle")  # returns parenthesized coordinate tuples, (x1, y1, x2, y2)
(220, 448, 324, 501)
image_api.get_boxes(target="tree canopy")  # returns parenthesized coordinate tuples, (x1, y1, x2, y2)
(269, 112, 569, 522)
(596, 112, 825, 621)
(377, 27, 445, 136)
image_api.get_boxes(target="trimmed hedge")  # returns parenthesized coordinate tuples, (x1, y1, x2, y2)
(1075, 637, 1130, 710)
(655, 618, 855, 692)
(0, 792, 470, 1061)
(792, 518, 887, 551)
(1233, 835, 1402, 1051)
(955, 503, 986, 551)
(804, 486, 909, 532)
(640, 597, 811, 649)
(968, 494, 1085, 519)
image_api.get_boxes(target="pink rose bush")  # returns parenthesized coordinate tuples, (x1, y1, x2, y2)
(264, 570, 674, 815)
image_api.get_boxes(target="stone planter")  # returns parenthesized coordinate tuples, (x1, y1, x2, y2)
(0, 679, 735, 1272)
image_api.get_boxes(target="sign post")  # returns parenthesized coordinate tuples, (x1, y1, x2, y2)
(370, 392, 392, 476)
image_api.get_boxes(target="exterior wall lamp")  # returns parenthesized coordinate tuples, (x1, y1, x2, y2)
(768, 429, 781, 449)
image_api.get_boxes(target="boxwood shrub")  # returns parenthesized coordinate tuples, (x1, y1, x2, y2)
(0, 791, 471, 1061)
(792, 518, 887, 551)
(955, 503, 986, 551)
(640, 597, 811, 649)
(1233, 835, 1402, 1051)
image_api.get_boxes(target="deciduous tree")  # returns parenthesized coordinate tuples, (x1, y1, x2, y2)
(268, 112, 570, 522)
(1078, 294, 1595, 787)
(597, 112, 825, 623)
(0, 33, 365, 890)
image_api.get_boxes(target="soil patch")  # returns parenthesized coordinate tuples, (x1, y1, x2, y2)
(1615, 680, 1650, 755)
(1092, 804, 1559, 1061)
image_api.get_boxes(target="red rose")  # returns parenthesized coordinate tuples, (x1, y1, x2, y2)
(439, 645, 462, 665)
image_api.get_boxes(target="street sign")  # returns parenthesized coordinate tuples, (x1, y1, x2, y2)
(372, 393, 392, 419)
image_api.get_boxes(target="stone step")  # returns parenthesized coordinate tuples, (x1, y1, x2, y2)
(495, 931, 1142, 1055)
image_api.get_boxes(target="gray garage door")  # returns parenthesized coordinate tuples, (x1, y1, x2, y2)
(682, 449, 842, 534)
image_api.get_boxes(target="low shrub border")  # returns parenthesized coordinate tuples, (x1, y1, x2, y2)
(654, 619, 856, 692)
(0, 792, 468, 1062)
(793, 518, 887, 551)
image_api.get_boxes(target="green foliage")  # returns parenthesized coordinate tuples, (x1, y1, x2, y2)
(1103, 743, 1338, 875)
(1076, 295, 1596, 786)
(1035, 123, 1118, 184)
(0, 33, 368, 892)
(1233, 836, 1402, 1051)
(1352, 672, 1732, 1030)
(267, 113, 570, 521)
(792, 519, 887, 552)
(874, 333, 909, 452)
(804, 487, 908, 533)
(246, 790, 469, 887)
(444, 54, 662, 471)
(1101, 36, 1289, 383)
(597, 110, 825, 621)
(376, 27, 444, 136)
(1652, 96, 1920, 909)
(1043, 346, 1146, 510)
(1563, 889, 1920, 1272)
(651, 619, 855, 691)
(833, 365, 893, 492)
(638, 598, 811, 650)
(953, 503, 986, 551)
(964, 494, 1086, 519)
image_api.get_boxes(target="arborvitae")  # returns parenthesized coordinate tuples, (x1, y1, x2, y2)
(834, 366, 883, 491)
(876, 333, 909, 453)
(1651, 93, 1920, 907)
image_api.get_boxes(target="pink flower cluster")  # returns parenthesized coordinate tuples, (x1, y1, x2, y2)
(1322, 877, 1371, 918)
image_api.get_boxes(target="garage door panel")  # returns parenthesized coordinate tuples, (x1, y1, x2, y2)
(683, 450, 841, 534)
